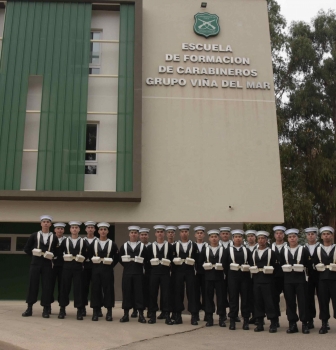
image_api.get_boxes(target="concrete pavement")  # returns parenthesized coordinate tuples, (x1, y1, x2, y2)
(0, 301, 335, 350)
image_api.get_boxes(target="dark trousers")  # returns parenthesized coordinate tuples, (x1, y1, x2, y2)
(169, 272, 176, 312)
(195, 273, 206, 311)
(249, 279, 255, 317)
(307, 278, 318, 320)
(254, 282, 277, 320)
(122, 274, 144, 310)
(143, 272, 151, 309)
(26, 263, 53, 306)
(90, 265, 115, 308)
(59, 268, 83, 308)
(318, 279, 336, 320)
(283, 282, 309, 322)
(273, 276, 283, 317)
(51, 265, 63, 303)
(82, 268, 92, 306)
(149, 274, 170, 313)
(219, 277, 229, 314)
(174, 271, 197, 314)
(228, 277, 251, 319)
(205, 279, 225, 316)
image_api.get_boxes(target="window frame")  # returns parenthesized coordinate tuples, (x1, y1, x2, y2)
(89, 29, 102, 74)
(0, 234, 30, 255)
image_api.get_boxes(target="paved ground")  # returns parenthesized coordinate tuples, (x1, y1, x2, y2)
(0, 300, 335, 350)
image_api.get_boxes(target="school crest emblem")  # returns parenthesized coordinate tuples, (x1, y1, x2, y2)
(194, 13, 220, 38)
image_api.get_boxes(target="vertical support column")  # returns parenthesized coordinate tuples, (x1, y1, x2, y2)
(116, 4, 135, 192)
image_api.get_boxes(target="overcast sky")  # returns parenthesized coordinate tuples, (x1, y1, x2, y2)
(276, 0, 336, 27)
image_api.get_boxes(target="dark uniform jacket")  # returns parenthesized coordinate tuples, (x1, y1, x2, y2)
(172, 241, 199, 274)
(59, 237, 87, 271)
(195, 242, 207, 275)
(88, 239, 119, 268)
(24, 231, 58, 266)
(119, 241, 148, 275)
(200, 245, 225, 281)
(313, 244, 336, 280)
(304, 243, 320, 282)
(147, 241, 173, 275)
(279, 245, 309, 284)
(53, 236, 66, 267)
(271, 242, 287, 277)
(251, 248, 279, 284)
(223, 245, 253, 281)
(83, 237, 98, 269)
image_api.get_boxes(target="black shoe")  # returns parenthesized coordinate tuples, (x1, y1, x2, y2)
(77, 309, 83, 320)
(106, 309, 113, 322)
(206, 318, 214, 327)
(254, 324, 264, 332)
(243, 318, 249, 330)
(22, 306, 32, 317)
(235, 316, 241, 322)
(148, 313, 156, 324)
(286, 322, 298, 334)
(98, 308, 103, 317)
(191, 314, 198, 326)
(174, 314, 183, 325)
(308, 320, 314, 329)
(157, 312, 165, 320)
(229, 318, 236, 330)
(82, 307, 87, 317)
(48, 306, 52, 315)
(131, 309, 138, 318)
(269, 319, 277, 333)
(138, 312, 146, 324)
(165, 313, 174, 325)
(302, 323, 310, 334)
(120, 311, 129, 323)
(42, 307, 50, 318)
(219, 316, 226, 327)
(58, 307, 66, 319)
(92, 309, 98, 321)
(319, 321, 328, 334)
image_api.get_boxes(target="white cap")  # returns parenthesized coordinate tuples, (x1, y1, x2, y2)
(54, 222, 66, 228)
(273, 226, 286, 232)
(153, 225, 166, 230)
(84, 221, 96, 227)
(194, 226, 205, 232)
(128, 226, 140, 231)
(40, 215, 52, 222)
(245, 230, 257, 236)
(319, 226, 335, 234)
(219, 227, 231, 232)
(165, 226, 177, 231)
(68, 221, 82, 226)
(178, 225, 190, 230)
(256, 231, 270, 237)
(304, 227, 318, 234)
(139, 228, 150, 233)
(285, 228, 299, 235)
(97, 222, 110, 228)
(231, 229, 244, 236)
(207, 229, 220, 236)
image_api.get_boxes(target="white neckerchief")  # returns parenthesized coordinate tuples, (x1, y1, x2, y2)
(58, 236, 65, 244)
(128, 241, 139, 250)
(70, 237, 79, 247)
(306, 242, 318, 256)
(85, 237, 96, 244)
(257, 247, 267, 259)
(42, 232, 52, 245)
(247, 243, 257, 252)
(210, 246, 220, 255)
(233, 245, 242, 251)
(274, 242, 286, 251)
(322, 244, 335, 256)
(99, 239, 110, 250)
(220, 240, 231, 248)
(197, 242, 205, 252)
(145, 242, 151, 247)
(181, 241, 190, 253)
(157, 242, 165, 249)
(289, 246, 299, 256)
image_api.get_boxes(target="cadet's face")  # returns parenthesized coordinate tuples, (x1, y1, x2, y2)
(209, 234, 219, 246)
(194, 230, 205, 241)
(220, 231, 230, 241)
(41, 220, 52, 231)
(85, 226, 95, 235)
(166, 230, 175, 240)
(257, 235, 267, 248)
(140, 233, 149, 244)
(247, 234, 256, 244)
(54, 227, 64, 238)
(233, 234, 243, 246)
(155, 229, 164, 241)
(306, 232, 317, 244)
(274, 230, 284, 242)
(321, 231, 332, 244)
(98, 227, 108, 239)
(129, 230, 139, 242)
(180, 229, 189, 241)
(288, 234, 298, 246)
(70, 225, 80, 237)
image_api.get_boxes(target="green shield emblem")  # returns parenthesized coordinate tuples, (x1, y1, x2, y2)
(194, 12, 220, 38)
